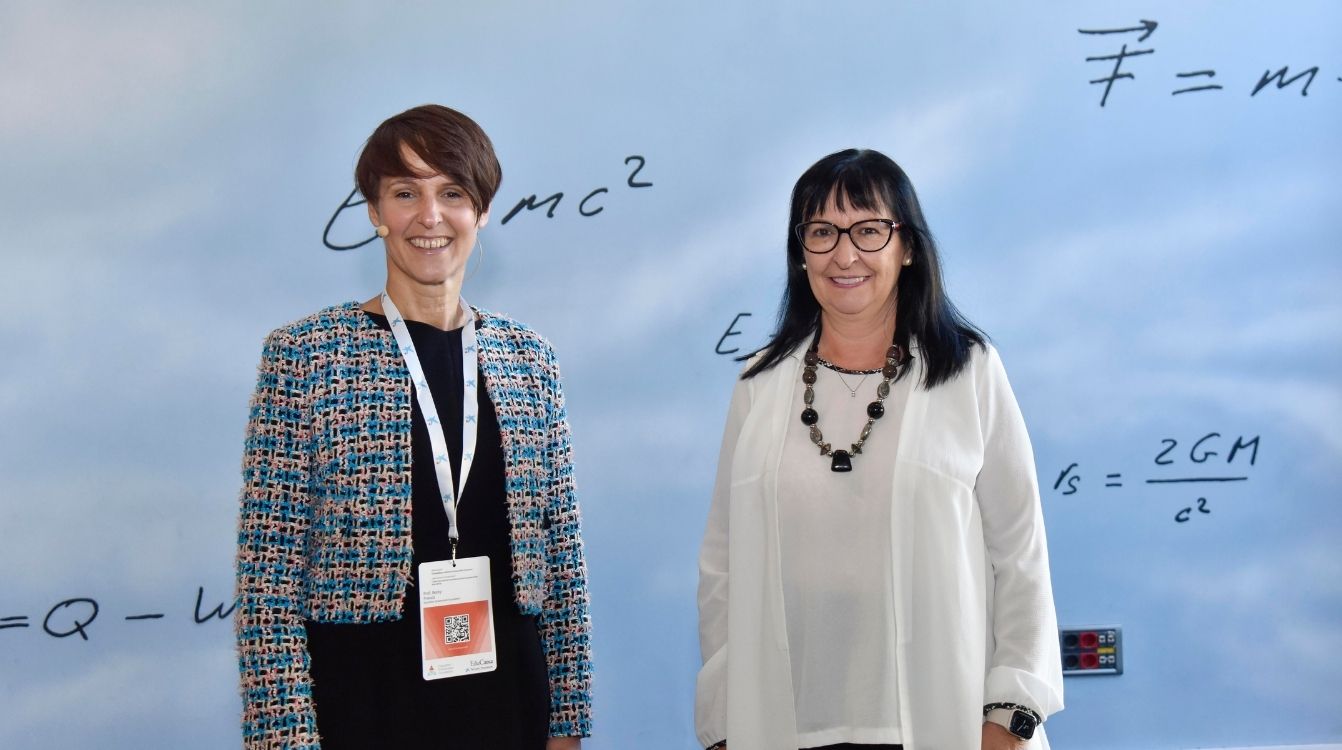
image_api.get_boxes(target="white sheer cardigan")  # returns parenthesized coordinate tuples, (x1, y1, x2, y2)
(695, 340, 1064, 750)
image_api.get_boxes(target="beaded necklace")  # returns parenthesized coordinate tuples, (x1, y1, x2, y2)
(800, 340, 907, 472)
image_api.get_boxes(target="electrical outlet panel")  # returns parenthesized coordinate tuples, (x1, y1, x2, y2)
(1060, 626, 1122, 675)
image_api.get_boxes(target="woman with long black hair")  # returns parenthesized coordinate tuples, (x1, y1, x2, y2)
(695, 149, 1063, 750)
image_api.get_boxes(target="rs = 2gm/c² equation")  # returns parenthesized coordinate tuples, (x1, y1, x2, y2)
(1053, 432, 1260, 524)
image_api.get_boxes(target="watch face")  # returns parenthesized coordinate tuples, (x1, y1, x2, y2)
(1009, 710, 1038, 740)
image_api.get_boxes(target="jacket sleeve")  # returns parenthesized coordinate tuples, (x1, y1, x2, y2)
(974, 345, 1065, 722)
(695, 374, 752, 747)
(235, 328, 322, 749)
(538, 343, 595, 737)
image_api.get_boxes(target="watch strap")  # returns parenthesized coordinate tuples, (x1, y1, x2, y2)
(983, 702, 1041, 740)
(985, 707, 1016, 728)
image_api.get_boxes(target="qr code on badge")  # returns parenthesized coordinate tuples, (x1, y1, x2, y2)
(443, 614, 470, 645)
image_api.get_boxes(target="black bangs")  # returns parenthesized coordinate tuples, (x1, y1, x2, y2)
(791, 149, 908, 234)
(797, 165, 896, 222)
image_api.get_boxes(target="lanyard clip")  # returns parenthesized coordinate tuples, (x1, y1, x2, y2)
(451, 539, 458, 567)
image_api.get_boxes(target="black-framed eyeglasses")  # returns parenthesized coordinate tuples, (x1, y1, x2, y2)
(795, 219, 902, 254)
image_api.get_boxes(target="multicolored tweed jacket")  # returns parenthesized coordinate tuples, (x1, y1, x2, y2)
(235, 301, 592, 749)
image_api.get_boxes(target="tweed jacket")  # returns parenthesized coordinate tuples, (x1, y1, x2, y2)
(235, 301, 593, 749)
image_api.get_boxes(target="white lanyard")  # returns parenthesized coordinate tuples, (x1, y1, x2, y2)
(381, 291, 480, 560)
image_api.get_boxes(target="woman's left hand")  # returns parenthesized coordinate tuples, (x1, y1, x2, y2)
(547, 737, 582, 750)
(982, 721, 1026, 750)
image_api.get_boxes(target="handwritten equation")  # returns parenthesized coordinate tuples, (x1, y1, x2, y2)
(1054, 432, 1261, 523)
(323, 154, 653, 250)
(1080, 19, 1338, 106)
(0, 586, 234, 642)
(716, 312, 754, 355)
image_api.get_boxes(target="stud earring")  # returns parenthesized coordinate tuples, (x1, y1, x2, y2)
(375, 225, 389, 238)
(800, 262, 808, 270)
(902, 256, 912, 267)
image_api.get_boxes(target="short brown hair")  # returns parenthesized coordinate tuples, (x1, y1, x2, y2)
(354, 104, 502, 216)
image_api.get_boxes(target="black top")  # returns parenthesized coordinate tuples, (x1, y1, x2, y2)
(305, 312, 549, 749)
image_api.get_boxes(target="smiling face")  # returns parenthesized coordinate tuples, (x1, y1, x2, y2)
(803, 193, 908, 326)
(367, 143, 490, 291)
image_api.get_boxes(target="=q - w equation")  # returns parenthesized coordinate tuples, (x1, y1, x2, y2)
(0, 586, 234, 642)
(1079, 18, 1340, 106)
(1053, 432, 1261, 524)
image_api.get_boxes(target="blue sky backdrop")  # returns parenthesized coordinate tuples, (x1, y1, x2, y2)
(2, 1, 1339, 748)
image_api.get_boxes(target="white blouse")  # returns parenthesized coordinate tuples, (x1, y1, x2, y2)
(776, 360, 912, 748)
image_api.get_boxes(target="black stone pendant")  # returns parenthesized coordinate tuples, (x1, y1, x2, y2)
(830, 449, 853, 473)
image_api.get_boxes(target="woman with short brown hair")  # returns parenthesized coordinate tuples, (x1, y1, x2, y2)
(236, 104, 592, 749)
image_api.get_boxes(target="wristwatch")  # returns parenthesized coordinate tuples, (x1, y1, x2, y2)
(983, 702, 1040, 740)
